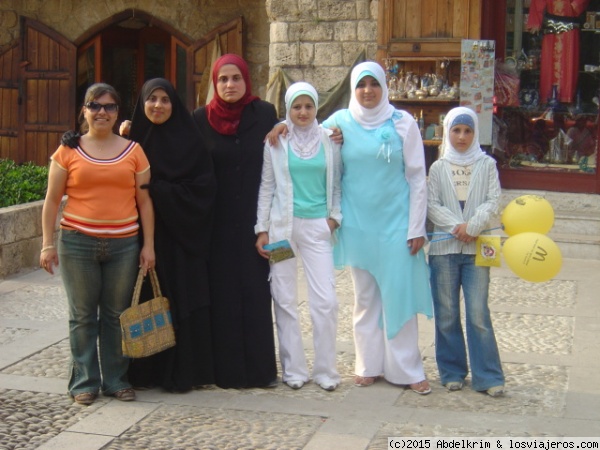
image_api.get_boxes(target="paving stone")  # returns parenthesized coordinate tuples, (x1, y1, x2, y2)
(0, 389, 108, 450)
(0, 327, 34, 346)
(0, 285, 67, 321)
(490, 279, 576, 309)
(102, 405, 322, 450)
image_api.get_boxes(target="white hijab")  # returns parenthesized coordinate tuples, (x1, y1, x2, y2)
(348, 61, 395, 130)
(285, 82, 321, 159)
(440, 107, 487, 166)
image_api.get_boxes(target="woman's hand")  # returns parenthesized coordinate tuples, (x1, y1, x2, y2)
(39, 247, 59, 275)
(119, 120, 132, 137)
(329, 127, 343, 145)
(255, 232, 271, 259)
(407, 236, 425, 255)
(61, 130, 80, 148)
(265, 123, 288, 146)
(326, 218, 339, 233)
(139, 245, 156, 276)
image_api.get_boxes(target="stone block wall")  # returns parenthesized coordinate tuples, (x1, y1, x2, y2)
(0, 201, 44, 278)
(266, 0, 379, 92)
(0, 200, 64, 279)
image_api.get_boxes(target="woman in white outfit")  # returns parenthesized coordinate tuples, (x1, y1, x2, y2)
(321, 62, 433, 394)
(255, 82, 342, 391)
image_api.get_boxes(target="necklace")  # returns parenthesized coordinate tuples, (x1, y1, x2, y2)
(86, 135, 111, 152)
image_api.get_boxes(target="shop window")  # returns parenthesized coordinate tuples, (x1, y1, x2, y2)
(495, 0, 599, 180)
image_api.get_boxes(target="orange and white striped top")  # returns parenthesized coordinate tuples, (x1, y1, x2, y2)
(51, 141, 150, 237)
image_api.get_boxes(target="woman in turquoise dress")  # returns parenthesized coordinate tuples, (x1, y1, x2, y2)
(322, 61, 433, 393)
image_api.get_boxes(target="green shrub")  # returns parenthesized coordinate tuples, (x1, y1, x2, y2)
(0, 159, 49, 208)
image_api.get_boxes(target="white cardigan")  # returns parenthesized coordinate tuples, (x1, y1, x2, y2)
(427, 155, 501, 256)
(255, 126, 342, 243)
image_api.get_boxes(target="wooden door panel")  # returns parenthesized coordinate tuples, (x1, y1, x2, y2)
(421, 0, 437, 38)
(378, 0, 481, 59)
(25, 79, 72, 126)
(437, 0, 454, 38)
(20, 18, 75, 165)
(468, 0, 482, 40)
(405, 1, 421, 38)
(452, 0, 469, 38)
(390, 0, 405, 40)
(0, 42, 20, 161)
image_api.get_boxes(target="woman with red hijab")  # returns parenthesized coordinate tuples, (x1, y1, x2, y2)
(193, 54, 279, 388)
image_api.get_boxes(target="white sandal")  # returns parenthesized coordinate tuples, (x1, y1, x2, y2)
(409, 380, 431, 395)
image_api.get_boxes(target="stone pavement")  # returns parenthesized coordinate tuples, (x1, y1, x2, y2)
(1, 258, 599, 450)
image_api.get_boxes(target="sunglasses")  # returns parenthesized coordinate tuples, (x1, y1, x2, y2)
(85, 102, 119, 113)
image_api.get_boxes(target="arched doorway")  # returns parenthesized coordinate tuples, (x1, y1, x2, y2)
(75, 11, 192, 125)
(75, 10, 244, 125)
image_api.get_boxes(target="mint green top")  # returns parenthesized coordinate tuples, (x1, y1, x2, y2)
(288, 144, 327, 218)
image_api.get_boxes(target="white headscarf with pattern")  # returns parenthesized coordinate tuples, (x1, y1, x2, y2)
(285, 82, 321, 159)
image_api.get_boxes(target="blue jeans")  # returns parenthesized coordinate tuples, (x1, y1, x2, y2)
(59, 230, 139, 396)
(429, 254, 504, 391)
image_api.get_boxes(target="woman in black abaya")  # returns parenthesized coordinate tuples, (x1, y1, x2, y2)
(192, 54, 278, 389)
(126, 78, 217, 392)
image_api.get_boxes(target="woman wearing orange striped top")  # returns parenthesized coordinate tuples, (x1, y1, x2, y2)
(40, 83, 155, 406)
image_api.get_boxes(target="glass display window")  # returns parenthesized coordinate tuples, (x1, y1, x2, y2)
(495, 0, 600, 192)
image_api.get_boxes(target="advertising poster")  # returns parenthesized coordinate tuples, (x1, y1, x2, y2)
(460, 39, 495, 145)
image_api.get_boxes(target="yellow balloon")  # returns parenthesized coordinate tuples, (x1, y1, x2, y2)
(502, 232, 562, 282)
(501, 195, 554, 236)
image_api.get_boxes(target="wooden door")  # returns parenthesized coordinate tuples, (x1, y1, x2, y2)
(187, 17, 243, 111)
(377, 0, 482, 59)
(0, 41, 20, 161)
(19, 18, 76, 165)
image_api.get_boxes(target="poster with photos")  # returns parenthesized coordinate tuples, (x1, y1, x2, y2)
(459, 39, 495, 145)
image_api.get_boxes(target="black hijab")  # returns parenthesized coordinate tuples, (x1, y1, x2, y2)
(130, 78, 202, 180)
(129, 78, 216, 255)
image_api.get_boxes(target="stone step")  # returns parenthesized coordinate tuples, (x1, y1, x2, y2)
(550, 232, 600, 260)
(552, 210, 600, 235)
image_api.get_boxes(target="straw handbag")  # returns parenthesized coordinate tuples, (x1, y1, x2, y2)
(120, 268, 176, 358)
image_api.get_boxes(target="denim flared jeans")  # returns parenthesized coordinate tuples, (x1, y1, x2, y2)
(59, 229, 139, 396)
(429, 254, 505, 391)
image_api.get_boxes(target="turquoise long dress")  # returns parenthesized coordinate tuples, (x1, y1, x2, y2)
(323, 109, 433, 338)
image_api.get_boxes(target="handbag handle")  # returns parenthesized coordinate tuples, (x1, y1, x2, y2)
(130, 268, 163, 307)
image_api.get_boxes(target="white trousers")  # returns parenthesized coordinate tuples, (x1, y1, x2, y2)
(351, 267, 426, 385)
(270, 217, 340, 384)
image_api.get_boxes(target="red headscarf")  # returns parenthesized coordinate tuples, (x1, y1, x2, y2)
(206, 54, 259, 135)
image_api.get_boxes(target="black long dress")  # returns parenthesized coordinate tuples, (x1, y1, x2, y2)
(128, 78, 217, 392)
(192, 100, 278, 388)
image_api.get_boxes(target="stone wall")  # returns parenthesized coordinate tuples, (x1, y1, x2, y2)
(0, 200, 64, 279)
(266, 0, 378, 92)
(0, 201, 44, 278)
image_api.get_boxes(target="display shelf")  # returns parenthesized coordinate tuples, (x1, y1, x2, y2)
(390, 98, 459, 105)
